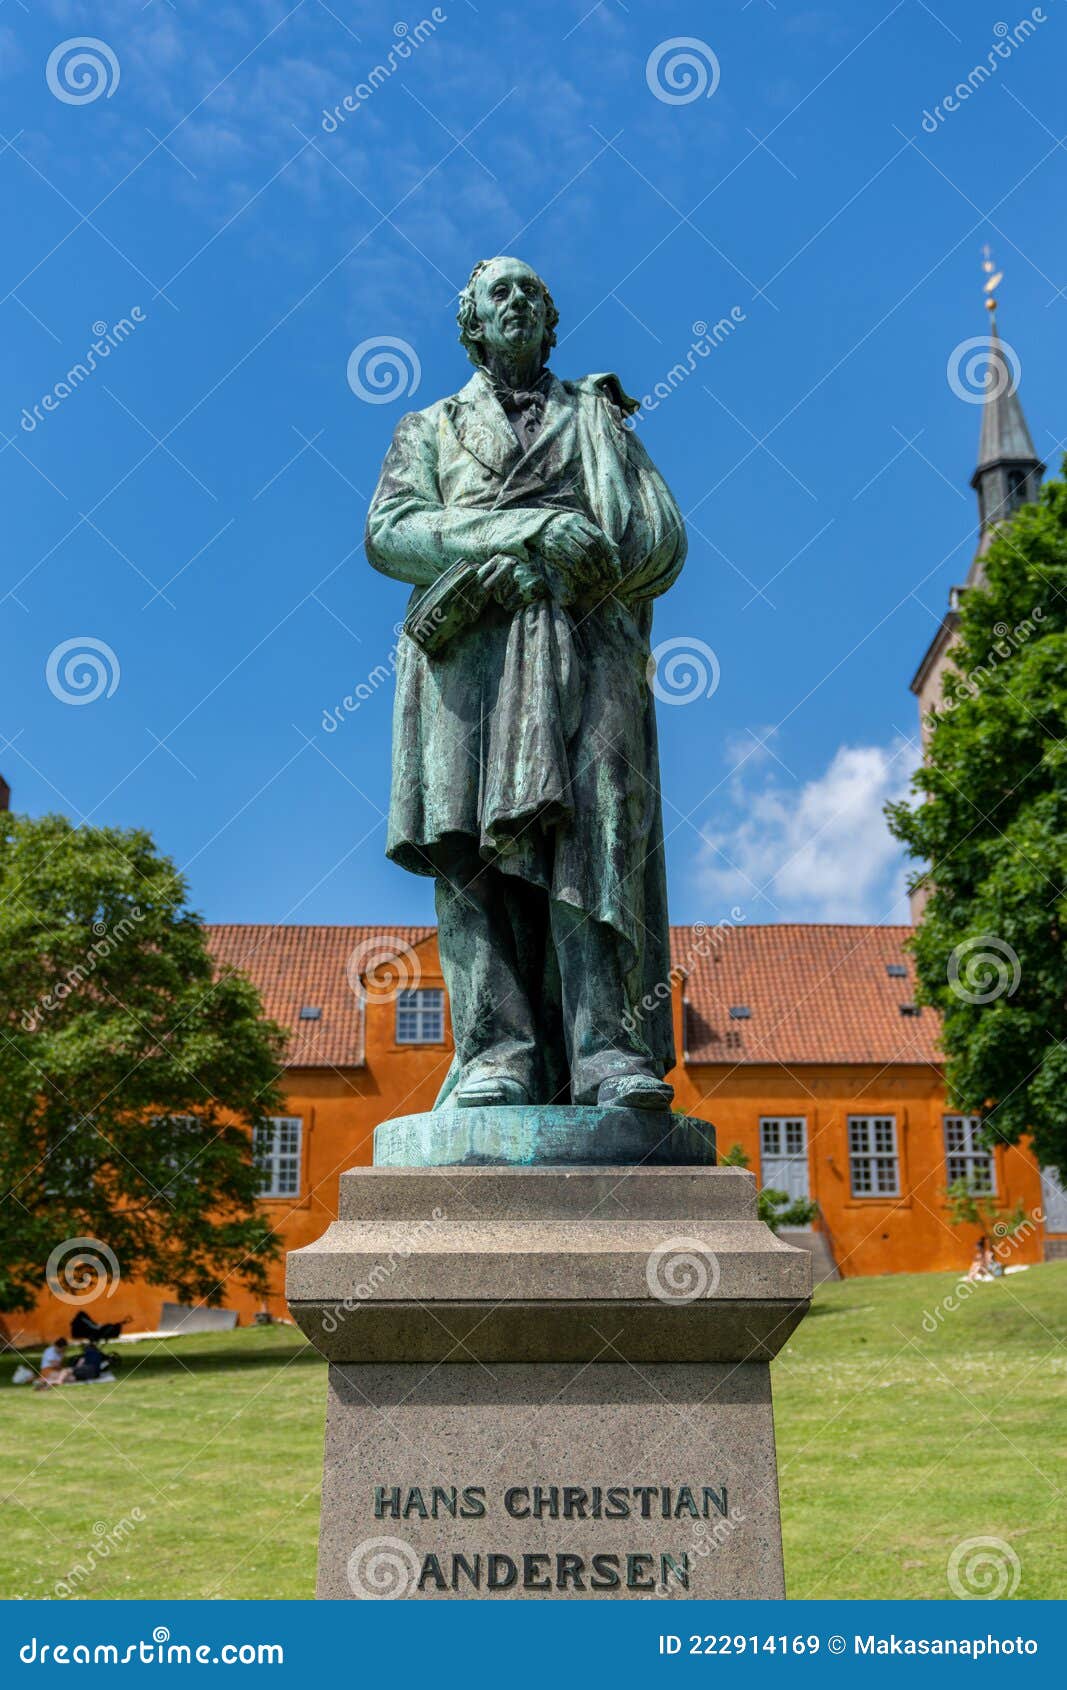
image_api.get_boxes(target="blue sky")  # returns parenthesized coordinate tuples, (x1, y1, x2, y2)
(3, 0, 1066, 930)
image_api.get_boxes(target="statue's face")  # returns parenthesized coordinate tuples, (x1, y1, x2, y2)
(471, 258, 548, 363)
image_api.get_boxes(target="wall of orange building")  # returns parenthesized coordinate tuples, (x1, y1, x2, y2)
(7, 955, 1049, 1348)
(674, 1059, 1046, 1278)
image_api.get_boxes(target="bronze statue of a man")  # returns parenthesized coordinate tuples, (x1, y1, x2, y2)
(366, 256, 687, 1112)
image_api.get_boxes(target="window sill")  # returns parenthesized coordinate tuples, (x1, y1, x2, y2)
(843, 1196, 911, 1208)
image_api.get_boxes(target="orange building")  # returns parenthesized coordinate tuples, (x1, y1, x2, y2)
(12, 920, 1064, 1348)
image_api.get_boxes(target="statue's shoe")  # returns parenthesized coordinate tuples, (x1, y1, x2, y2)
(597, 1074, 674, 1111)
(455, 1076, 530, 1108)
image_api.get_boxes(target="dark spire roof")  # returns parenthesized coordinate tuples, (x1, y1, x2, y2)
(967, 303, 1043, 579)
(974, 318, 1040, 471)
(912, 270, 1044, 694)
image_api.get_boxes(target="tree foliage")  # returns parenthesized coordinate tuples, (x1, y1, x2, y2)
(887, 467, 1067, 1179)
(0, 813, 288, 1313)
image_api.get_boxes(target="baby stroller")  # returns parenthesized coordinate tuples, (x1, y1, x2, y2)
(70, 1310, 126, 1343)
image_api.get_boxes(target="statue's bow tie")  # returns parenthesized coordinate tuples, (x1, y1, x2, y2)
(506, 387, 546, 416)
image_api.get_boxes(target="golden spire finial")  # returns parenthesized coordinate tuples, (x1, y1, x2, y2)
(982, 243, 1003, 322)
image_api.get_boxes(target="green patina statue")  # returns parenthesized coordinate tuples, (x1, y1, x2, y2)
(366, 256, 687, 1115)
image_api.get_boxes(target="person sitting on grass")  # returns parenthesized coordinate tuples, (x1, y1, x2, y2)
(35, 1337, 73, 1388)
(70, 1340, 116, 1383)
(966, 1237, 994, 1282)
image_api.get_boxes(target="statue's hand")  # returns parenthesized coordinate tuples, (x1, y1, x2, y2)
(538, 513, 621, 593)
(477, 553, 546, 610)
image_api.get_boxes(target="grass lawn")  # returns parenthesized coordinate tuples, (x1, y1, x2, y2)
(3, 1262, 1064, 1600)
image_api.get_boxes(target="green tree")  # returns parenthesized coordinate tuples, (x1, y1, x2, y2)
(943, 1177, 1027, 1242)
(888, 467, 1067, 1180)
(0, 813, 288, 1314)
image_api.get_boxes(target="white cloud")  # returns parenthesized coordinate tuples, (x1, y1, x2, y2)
(695, 736, 916, 923)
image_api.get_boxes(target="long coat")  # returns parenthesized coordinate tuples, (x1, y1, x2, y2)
(365, 367, 687, 1076)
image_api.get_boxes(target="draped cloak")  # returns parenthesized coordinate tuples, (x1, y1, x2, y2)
(365, 367, 687, 1079)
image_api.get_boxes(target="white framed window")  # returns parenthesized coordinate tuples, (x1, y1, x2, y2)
(943, 1115, 996, 1194)
(760, 1117, 806, 1159)
(395, 988, 445, 1044)
(759, 1117, 810, 1204)
(848, 1115, 899, 1197)
(150, 1114, 202, 1196)
(254, 1116, 303, 1199)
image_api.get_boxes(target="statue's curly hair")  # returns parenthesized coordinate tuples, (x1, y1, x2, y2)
(457, 258, 559, 369)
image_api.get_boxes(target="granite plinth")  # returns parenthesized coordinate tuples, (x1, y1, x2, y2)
(287, 1164, 811, 1599)
(318, 1362, 784, 1600)
(372, 1104, 715, 1167)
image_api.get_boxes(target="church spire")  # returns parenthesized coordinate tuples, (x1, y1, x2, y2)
(969, 247, 1043, 571)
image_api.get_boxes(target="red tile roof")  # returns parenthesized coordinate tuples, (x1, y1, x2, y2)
(206, 924, 434, 1069)
(674, 922, 941, 1066)
(205, 922, 941, 1071)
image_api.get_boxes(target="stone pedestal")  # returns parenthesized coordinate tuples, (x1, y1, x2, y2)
(287, 1156, 811, 1600)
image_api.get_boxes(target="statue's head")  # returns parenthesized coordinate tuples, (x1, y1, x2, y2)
(457, 256, 559, 370)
